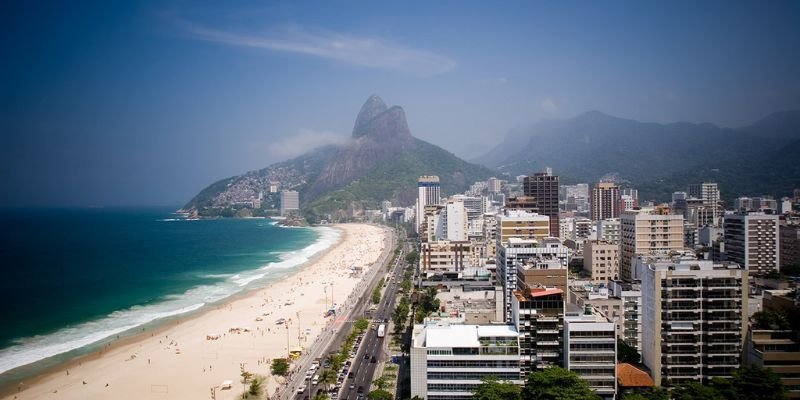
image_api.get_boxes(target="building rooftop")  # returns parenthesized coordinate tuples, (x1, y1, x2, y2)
(617, 363, 654, 388)
(423, 324, 518, 348)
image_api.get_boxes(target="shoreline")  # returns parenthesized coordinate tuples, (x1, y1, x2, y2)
(0, 223, 336, 391)
(1, 223, 390, 400)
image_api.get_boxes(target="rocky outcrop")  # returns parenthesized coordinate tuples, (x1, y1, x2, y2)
(307, 97, 416, 197)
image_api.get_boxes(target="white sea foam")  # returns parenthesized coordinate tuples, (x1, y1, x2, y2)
(0, 301, 205, 375)
(0, 225, 340, 376)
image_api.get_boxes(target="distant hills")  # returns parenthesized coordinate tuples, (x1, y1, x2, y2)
(185, 101, 800, 218)
(184, 96, 494, 219)
(474, 110, 800, 202)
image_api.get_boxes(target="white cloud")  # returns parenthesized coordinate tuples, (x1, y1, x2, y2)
(176, 20, 456, 77)
(267, 129, 349, 158)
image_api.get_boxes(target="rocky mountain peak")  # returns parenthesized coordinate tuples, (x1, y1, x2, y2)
(352, 95, 388, 138)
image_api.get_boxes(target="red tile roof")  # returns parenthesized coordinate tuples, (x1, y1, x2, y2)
(617, 363, 654, 388)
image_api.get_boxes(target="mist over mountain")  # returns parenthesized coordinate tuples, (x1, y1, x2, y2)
(184, 96, 494, 218)
(474, 110, 800, 201)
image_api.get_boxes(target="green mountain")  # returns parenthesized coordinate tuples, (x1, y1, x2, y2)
(183, 96, 494, 218)
(474, 110, 800, 201)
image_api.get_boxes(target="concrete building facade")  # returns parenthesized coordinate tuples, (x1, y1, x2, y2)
(523, 170, 560, 237)
(584, 240, 621, 284)
(637, 255, 748, 386)
(411, 323, 521, 399)
(620, 208, 684, 281)
(723, 213, 780, 273)
(592, 181, 621, 221)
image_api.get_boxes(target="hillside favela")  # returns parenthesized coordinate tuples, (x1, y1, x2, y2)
(2, 2, 800, 400)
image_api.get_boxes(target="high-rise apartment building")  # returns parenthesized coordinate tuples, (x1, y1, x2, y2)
(620, 208, 684, 281)
(280, 190, 299, 216)
(637, 255, 748, 386)
(781, 223, 800, 269)
(511, 287, 565, 375)
(688, 182, 721, 226)
(523, 170, 560, 237)
(497, 237, 569, 322)
(723, 213, 780, 273)
(597, 218, 621, 244)
(496, 210, 550, 242)
(584, 240, 620, 284)
(487, 177, 502, 193)
(436, 199, 468, 241)
(592, 181, 621, 221)
(416, 176, 441, 233)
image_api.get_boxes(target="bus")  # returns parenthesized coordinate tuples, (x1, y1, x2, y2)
(377, 323, 386, 338)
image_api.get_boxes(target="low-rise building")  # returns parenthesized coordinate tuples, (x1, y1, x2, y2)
(410, 323, 521, 399)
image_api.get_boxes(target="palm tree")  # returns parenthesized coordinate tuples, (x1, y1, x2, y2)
(318, 368, 337, 391)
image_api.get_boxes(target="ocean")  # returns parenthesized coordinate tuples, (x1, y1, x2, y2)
(0, 207, 337, 387)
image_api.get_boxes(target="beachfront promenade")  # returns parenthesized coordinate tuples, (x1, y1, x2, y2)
(276, 224, 396, 400)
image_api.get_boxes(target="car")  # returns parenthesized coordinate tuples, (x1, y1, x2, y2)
(297, 385, 306, 393)
(345, 361, 352, 366)
(356, 394, 364, 400)
(348, 372, 354, 379)
(357, 386, 365, 394)
(349, 383, 356, 389)
(364, 354, 370, 360)
(370, 356, 376, 363)
(383, 318, 389, 323)
(323, 360, 332, 368)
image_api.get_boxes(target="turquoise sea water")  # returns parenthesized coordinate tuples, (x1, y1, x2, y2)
(0, 207, 336, 386)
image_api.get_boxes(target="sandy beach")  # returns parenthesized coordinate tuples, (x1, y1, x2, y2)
(3, 223, 391, 400)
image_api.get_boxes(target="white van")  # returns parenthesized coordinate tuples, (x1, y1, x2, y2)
(311, 374, 320, 385)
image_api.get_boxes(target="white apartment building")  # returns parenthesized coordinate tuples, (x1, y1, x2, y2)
(597, 218, 621, 243)
(608, 281, 643, 352)
(620, 208, 684, 281)
(410, 323, 521, 400)
(637, 254, 748, 386)
(280, 190, 299, 216)
(436, 199, 468, 241)
(497, 237, 570, 322)
(723, 213, 780, 273)
(564, 312, 618, 399)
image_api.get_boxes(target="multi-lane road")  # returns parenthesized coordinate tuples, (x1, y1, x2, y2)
(289, 228, 407, 400)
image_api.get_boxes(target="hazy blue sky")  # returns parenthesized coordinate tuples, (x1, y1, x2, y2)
(2, 1, 799, 206)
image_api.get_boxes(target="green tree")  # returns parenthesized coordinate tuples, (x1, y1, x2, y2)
(522, 367, 601, 400)
(355, 317, 370, 331)
(628, 387, 669, 400)
(270, 358, 289, 376)
(753, 309, 791, 330)
(366, 389, 394, 400)
(617, 339, 641, 364)
(418, 287, 440, 315)
(731, 364, 787, 400)
(472, 376, 521, 400)
(312, 393, 329, 400)
(240, 368, 253, 384)
(405, 250, 419, 265)
(372, 376, 390, 391)
(247, 377, 263, 397)
(318, 368, 337, 390)
(671, 382, 725, 400)
(372, 285, 382, 304)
